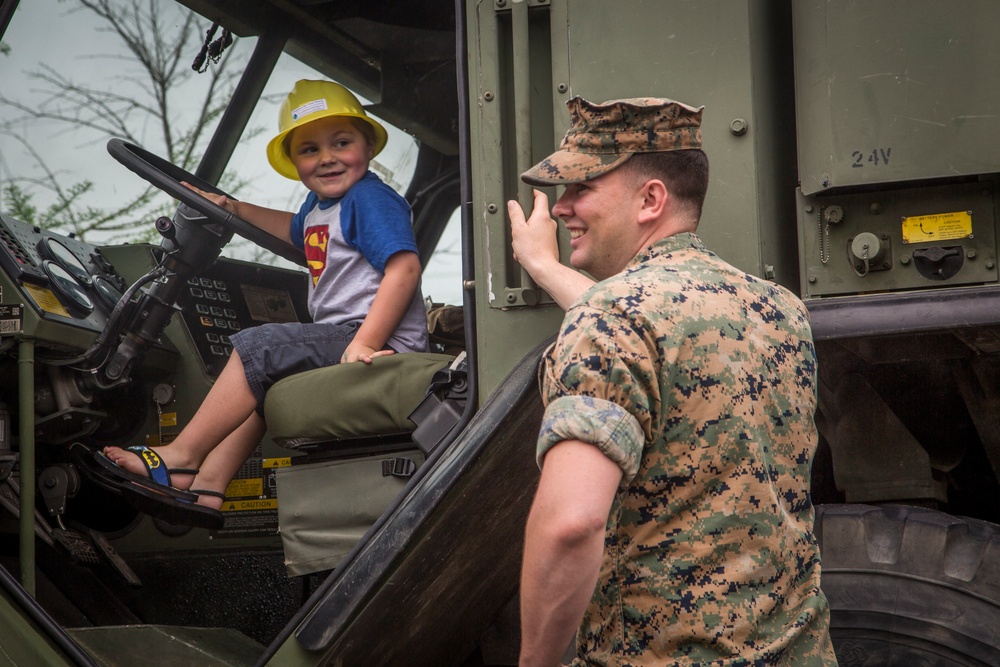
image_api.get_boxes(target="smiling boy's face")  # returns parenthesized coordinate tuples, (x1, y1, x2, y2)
(288, 116, 375, 200)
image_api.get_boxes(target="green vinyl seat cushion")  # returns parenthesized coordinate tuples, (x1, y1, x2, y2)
(263, 352, 455, 448)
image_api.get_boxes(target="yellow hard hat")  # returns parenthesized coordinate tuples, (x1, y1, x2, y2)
(266, 79, 388, 181)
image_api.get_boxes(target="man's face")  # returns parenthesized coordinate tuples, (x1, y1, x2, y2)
(551, 168, 643, 281)
(288, 116, 374, 200)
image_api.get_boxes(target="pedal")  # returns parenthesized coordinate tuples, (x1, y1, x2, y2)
(85, 528, 142, 588)
(3, 477, 141, 586)
(51, 528, 100, 565)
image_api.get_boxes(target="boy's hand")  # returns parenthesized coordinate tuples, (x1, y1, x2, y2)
(342, 341, 396, 365)
(182, 181, 236, 215)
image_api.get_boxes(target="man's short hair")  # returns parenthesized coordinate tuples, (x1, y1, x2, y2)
(619, 149, 710, 219)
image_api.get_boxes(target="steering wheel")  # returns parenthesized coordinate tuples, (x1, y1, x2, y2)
(106, 138, 306, 266)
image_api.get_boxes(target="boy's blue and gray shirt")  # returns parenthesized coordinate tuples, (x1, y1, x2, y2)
(537, 232, 837, 666)
(290, 170, 428, 353)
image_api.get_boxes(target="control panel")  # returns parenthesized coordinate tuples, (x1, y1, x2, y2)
(175, 258, 309, 376)
(798, 181, 999, 298)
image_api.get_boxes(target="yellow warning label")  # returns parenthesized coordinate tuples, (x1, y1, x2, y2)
(222, 498, 278, 512)
(22, 284, 71, 317)
(159, 412, 177, 427)
(263, 458, 292, 469)
(901, 210, 972, 244)
(225, 478, 263, 497)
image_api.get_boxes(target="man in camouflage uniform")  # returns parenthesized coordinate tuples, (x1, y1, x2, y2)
(508, 96, 837, 667)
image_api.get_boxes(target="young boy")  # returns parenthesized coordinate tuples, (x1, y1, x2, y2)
(94, 80, 429, 528)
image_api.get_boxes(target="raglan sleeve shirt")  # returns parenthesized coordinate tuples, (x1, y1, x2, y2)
(289, 173, 417, 272)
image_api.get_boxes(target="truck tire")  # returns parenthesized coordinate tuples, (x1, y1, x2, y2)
(816, 504, 1000, 666)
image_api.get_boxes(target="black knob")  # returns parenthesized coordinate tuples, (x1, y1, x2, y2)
(155, 216, 176, 239)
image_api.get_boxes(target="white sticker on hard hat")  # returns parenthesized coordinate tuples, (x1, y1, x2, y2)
(291, 99, 328, 121)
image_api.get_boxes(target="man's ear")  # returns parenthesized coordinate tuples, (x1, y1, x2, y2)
(636, 179, 668, 225)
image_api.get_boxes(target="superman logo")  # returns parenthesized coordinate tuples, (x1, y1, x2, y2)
(304, 226, 329, 286)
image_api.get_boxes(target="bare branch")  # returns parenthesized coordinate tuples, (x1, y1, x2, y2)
(2, 0, 246, 240)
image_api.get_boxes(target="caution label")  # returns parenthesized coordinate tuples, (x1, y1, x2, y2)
(225, 478, 263, 498)
(222, 498, 278, 512)
(22, 284, 71, 317)
(158, 412, 177, 427)
(901, 210, 973, 244)
(212, 447, 283, 537)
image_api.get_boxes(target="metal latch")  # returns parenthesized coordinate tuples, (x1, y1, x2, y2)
(382, 457, 416, 478)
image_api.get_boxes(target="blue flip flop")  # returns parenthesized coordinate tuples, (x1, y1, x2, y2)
(91, 445, 199, 502)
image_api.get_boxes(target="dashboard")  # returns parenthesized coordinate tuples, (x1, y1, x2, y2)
(0, 213, 127, 336)
(0, 212, 309, 376)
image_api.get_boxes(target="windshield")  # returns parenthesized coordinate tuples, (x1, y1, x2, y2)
(0, 0, 463, 305)
(0, 1, 418, 257)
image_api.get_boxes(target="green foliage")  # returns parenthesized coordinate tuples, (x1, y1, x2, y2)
(2, 183, 37, 223)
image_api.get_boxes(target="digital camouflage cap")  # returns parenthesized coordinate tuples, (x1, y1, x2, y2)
(520, 96, 704, 186)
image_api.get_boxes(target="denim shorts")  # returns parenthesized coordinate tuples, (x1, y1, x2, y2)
(231, 321, 360, 411)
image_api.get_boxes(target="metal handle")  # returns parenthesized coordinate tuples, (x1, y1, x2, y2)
(508, 0, 539, 304)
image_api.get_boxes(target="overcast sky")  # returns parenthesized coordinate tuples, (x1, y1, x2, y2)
(0, 0, 462, 304)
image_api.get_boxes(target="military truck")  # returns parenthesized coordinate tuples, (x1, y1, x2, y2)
(1, 0, 999, 664)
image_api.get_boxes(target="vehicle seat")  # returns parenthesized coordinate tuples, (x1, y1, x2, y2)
(262, 340, 466, 577)
(263, 351, 457, 451)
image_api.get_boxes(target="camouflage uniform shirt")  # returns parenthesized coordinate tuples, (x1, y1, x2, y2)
(537, 233, 837, 666)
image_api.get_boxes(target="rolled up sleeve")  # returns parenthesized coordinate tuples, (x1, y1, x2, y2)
(536, 298, 659, 485)
(537, 395, 645, 483)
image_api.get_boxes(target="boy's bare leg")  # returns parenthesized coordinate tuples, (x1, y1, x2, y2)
(102, 350, 259, 488)
(187, 413, 267, 509)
